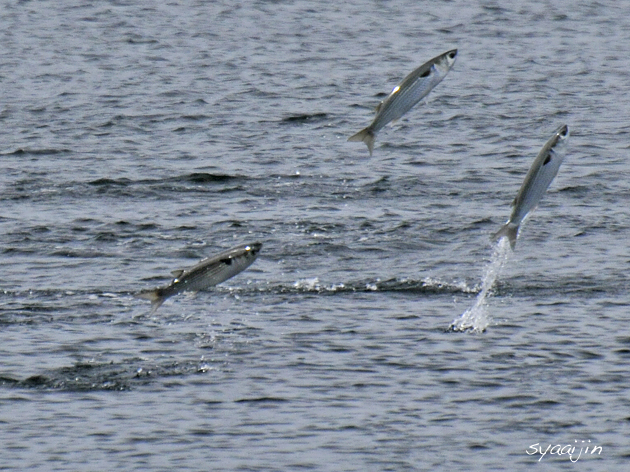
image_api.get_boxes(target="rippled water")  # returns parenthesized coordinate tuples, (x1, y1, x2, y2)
(1, 1, 629, 470)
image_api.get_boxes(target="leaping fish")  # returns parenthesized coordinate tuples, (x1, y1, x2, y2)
(493, 125, 570, 249)
(135, 242, 262, 313)
(348, 49, 457, 156)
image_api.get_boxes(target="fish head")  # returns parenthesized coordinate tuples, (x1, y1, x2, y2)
(547, 124, 570, 159)
(435, 49, 458, 73)
(556, 124, 569, 140)
(245, 242, 263, 257)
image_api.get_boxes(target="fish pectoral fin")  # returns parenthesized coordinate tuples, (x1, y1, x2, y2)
(170, 269, 185, 278)
(420, 66, 433, 78)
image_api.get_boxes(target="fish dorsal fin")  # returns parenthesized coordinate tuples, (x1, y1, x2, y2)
(375, 101, 383, 113)
(171, 269, 185, 279)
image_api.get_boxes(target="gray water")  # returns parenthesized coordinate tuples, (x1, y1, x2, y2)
(1, 1, 629, 470)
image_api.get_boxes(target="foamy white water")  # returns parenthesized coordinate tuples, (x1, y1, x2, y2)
(450, 237, 512, 332)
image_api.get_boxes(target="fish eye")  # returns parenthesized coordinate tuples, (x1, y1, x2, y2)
(559, 126, 568, 137)
(448, 50, 457, 59)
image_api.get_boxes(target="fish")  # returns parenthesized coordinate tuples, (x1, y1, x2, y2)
(493, 125, 570, 249)
(348, 49, 457, 156)
(135, 242, 262, 313)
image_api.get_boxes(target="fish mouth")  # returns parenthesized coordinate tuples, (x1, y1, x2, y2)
(556, 124, 569, 138)
(246, 242, 263, 255)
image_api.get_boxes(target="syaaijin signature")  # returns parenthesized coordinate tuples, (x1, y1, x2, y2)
(526, 440, 602, 462)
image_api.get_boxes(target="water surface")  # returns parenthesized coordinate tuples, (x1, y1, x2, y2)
(1, 1, 629, 470)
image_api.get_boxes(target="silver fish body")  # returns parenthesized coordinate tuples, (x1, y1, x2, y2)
(348, 49, 457, 155)
(493, 125, 570, 249)
(136, 242, 262, 313)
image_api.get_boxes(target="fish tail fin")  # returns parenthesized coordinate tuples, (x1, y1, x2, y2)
(492, 223, 518, 250)
(348, 127, 375, 156)
(135, 289, 166, 314)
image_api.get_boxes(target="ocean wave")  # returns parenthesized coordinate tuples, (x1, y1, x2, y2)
(273, 276, 477, 295)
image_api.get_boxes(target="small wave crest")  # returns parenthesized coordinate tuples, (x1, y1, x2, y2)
(280, 113, 328, 124)
(288, 276, 475, 295)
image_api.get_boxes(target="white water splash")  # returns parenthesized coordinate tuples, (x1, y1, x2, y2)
(293, 277, 321, 291)
(450, 237, 512, 333)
